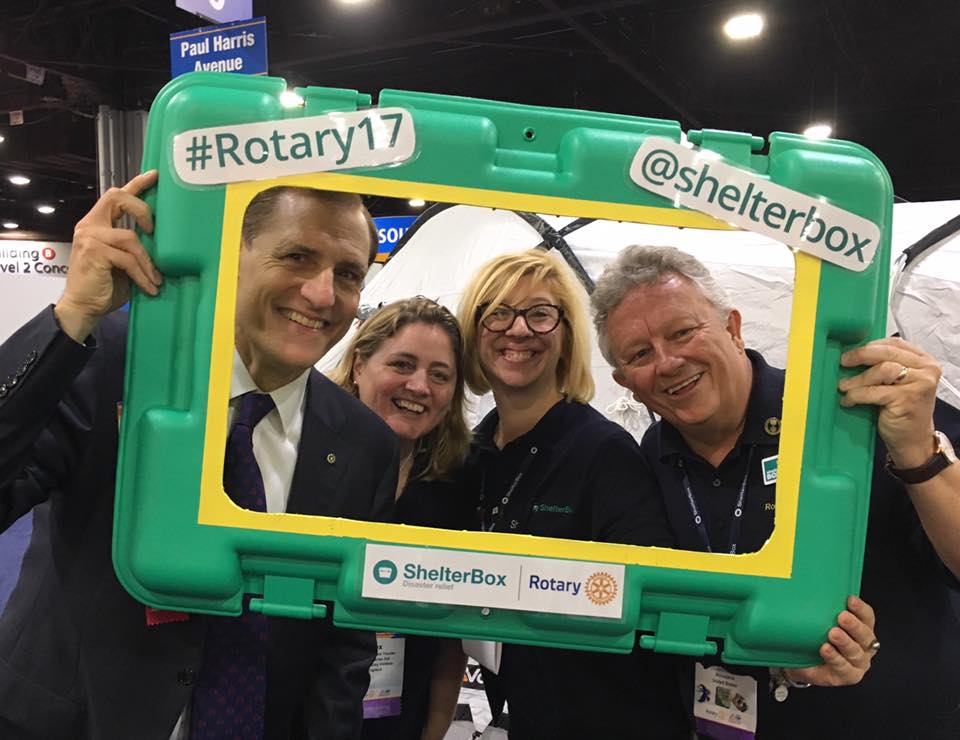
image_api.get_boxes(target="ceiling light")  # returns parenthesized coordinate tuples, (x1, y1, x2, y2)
(803, 123, 832, 140)
(0, 135, 5, 144)
(279, 89, 304, 107)
(36, 204, 55, 214)
(724, 13, 764, 40)
(8, 174, 30, 186)
(408, 198, 425, 208)
(2, 221, 17, 229)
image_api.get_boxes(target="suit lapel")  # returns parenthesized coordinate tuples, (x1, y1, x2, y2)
(286, 370, 352, 516)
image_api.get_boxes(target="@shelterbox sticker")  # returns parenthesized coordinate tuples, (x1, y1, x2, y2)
(363, 544, 625, 619)
(173, 107, 415, 185)
(629, 137, 881, 272)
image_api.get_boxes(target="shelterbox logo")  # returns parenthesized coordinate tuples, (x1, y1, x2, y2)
(401, 563, 509, 587)
(629, 137, 881, 272)
(372, 559, 398, 585)
(173, 107, 415, 185)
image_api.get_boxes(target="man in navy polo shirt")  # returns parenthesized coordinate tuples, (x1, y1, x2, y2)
(592, 245, 960, 739)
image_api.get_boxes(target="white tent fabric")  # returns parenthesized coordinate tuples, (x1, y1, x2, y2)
(318, 201, 960, 439)
(888, 201, 960, 404)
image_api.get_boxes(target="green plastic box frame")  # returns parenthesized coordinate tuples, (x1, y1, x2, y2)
(113, 71, 892, 668)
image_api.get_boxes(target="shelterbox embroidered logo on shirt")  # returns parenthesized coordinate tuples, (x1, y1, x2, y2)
(629, 137, 881, 272)
(173, 107, 415, 185)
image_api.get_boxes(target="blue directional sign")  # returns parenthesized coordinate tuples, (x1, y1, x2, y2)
(170, 17, 267, 78)
(176, 0, 252, 24)
(374, 216, 418, 262)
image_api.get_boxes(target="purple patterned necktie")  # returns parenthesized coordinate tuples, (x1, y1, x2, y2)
(189, 391, 275, 740)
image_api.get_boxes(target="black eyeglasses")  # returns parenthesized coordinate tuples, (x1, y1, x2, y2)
(476, 303, 564, 334)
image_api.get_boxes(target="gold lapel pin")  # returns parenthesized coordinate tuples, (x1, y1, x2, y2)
(326, 453, 336, 464)
(764, 417, 781, 436)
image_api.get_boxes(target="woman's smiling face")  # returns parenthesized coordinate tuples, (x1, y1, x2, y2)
(353, 321, 457, 443)
(476, 277, 565, 398)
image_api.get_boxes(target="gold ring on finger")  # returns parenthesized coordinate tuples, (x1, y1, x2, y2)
(893, 365, 909, 384)
(869, 639, 880, 652)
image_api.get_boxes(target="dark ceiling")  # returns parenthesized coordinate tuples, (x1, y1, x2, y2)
(1, 0, 957, 241)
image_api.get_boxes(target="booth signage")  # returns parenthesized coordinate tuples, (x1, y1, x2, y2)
(373, 215, 417, 260)
(175, 0, 252, 24)
(170, 17, 267, 78)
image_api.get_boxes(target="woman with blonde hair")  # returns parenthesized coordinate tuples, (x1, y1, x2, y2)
(457, 249, 684, 739)
(332, 296, 473, 740)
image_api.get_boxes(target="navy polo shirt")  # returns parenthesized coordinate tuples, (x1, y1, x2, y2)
(641, 348, 960, 739)
(464, 400, 687, 740)
(470, 398, 674, 547)
(641, 350, 782, 554)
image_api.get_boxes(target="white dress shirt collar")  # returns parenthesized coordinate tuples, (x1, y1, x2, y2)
(229, 350, 310, 435)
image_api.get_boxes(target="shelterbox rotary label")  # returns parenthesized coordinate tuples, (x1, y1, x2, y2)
(362, 544, 626, 619)
(115, 71, 892, 668)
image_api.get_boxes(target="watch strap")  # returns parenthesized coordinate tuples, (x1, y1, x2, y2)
(885, 431, 957, 485)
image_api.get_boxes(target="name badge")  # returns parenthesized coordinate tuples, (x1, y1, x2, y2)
(363, 633, 406, 719)
(761, 455, 778, 486)
(693, 662, 758, 738)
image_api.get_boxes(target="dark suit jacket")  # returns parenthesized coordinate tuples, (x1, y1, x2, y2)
(0, 307, 399, 740)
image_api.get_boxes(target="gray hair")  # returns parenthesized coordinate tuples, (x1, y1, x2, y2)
(591, 245, 733, 366)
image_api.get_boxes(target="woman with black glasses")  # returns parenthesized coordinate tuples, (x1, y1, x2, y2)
(457, 250, 685, 739)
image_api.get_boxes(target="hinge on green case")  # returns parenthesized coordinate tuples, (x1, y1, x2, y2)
(292, 86, 373, 118)
(687, 129, 765, 169)
(638, 612, 718, 656)
(249, 575, 328, 620)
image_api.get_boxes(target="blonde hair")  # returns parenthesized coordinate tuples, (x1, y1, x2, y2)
(457, 250, 595, 402)
(330, 297, 471, 481)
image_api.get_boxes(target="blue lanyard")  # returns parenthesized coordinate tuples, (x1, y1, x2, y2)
(679, 445, 754, 554)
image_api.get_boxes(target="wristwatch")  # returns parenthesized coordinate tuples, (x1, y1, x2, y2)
(885, 430, 958, 484)
(770, 668, 811, 702)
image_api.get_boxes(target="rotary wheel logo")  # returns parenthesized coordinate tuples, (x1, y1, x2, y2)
(584, 571, 618, 606)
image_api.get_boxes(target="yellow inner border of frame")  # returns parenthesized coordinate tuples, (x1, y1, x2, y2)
(198, 172, 819, 579)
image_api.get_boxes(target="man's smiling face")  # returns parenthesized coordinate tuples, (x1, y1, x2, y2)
(606, 273, 750, 436)
(234, 190, 370, 391)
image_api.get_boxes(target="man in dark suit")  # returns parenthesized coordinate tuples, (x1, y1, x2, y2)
(0, 171, 400, 739)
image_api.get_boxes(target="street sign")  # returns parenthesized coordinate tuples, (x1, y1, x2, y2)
(170, 17, 267, 78)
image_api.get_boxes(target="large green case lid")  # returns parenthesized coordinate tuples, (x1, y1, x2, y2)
(114, 71, 891, 667)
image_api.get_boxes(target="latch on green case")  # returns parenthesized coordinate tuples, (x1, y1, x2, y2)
(639, 612, 717, 656)
(249, 575, 327, 620)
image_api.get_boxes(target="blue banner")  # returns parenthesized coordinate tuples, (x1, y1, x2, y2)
(176, 0, 252, 24)
(170, 17, 267, 78)
(374, 216, 418, 262)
